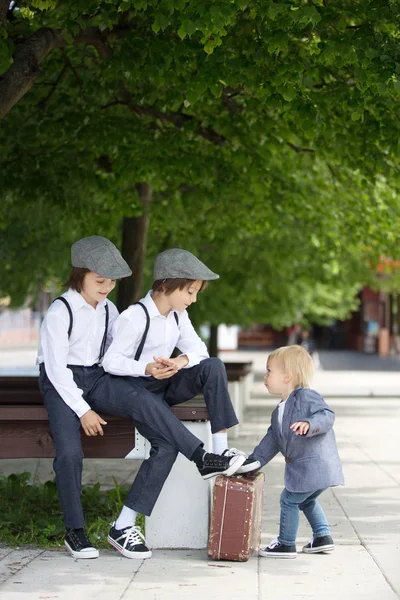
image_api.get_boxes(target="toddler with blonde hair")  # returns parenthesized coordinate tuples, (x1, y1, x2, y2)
(237, 345, 344, 558)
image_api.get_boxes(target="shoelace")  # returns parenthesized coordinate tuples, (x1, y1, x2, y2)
(268, 537, 280, 549)
(121, 525, 146, 549)
(223, 447, 247, 458)
(68, 528, 92, 549)
(204, 454, 225, 467)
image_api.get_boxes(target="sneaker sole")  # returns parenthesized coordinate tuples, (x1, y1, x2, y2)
(236, 460, 261, 474)
(64, 540, 99, 559)
(201, 454, 246, 480)
(107, 535, 152, 559)
(302, 544, 335, 554)
(258, 549, 297, 559)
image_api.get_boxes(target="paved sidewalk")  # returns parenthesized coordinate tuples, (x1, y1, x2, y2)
(1, 351, 400, 599)
(220, 348, 400, 397)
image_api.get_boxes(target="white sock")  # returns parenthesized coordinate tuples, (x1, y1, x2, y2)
(115, 505, 137, 531)
(212, 431, 228, 455)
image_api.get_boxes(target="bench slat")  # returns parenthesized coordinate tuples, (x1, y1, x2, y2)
(0, 376, 211, 459)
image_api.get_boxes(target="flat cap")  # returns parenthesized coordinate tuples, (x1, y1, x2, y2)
(154, 248, 219, 282)
(71, 236, 132, 279)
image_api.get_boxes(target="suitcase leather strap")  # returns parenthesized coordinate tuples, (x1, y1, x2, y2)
(218, 478, 230, 560)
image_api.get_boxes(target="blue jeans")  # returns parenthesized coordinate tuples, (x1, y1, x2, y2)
(279, 488, 331, 546)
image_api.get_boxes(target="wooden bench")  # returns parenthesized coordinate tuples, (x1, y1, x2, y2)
(0, 376, 212, 549)
(0, 376, 209, 459)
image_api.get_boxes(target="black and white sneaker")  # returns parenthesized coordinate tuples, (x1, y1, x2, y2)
(221, 448, 261, 475)
(302, 535, 334, 554)
(222, 448, 261, 475)
(64, 528, 99, 559)
(236, 458, 262, 474)
(259, 538, 297, 559)
(108, 523, 152, 559)
(197, 452, 246, 480)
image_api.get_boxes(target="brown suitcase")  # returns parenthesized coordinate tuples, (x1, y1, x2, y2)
(208, 472, 265, 562)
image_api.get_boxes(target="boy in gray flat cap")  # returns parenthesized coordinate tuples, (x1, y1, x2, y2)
(38, 240, 253, 562)
(103, 248, 258, 550)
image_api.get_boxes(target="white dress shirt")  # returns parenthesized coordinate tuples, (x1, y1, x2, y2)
(37, 289, 119, 417)
(278, 397, 288, 435)
(102, 290, 209, 377)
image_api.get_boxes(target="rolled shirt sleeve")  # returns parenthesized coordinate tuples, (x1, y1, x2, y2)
(40, 312, 91, 418)
(176, 310, 209, 367)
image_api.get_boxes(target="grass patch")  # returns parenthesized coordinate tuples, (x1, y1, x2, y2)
(0, 472, 144, 548)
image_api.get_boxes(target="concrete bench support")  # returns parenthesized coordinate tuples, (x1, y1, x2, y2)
(145, 421, 212, 549)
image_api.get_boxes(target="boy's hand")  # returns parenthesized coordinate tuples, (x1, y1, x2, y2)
(154, 356, 189, 370)
(80, 410, 107, 437)
(290, 421, 310, 435)
(145, 360, 178, 379)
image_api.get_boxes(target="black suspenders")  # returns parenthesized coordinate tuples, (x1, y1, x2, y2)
(53, 297, 178, 363)
(53, 297, 109, 363)
(134, 302, 179, 361)
(54, 296, 73, 338)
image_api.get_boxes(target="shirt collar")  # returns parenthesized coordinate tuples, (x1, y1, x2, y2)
(141, 290, 176, 319)
(64, 288, 107, 312)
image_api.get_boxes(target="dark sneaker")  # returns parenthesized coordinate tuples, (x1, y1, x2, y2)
(302, 535, 334, 554)
(64, 528, 99, 559)
(108, 524, 152, 559)
(259, 538, 297, 559)
(198, 452, 246, 480)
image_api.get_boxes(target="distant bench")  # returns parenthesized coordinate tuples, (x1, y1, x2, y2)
(223, 361, 253, 439)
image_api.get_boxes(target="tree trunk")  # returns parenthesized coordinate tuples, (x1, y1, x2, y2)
(0, 26, 113, 120)
(208, 324, 219, 357)
(0, 28, 58, 120)
(117, 183, 152, 311)
(0, 0, 9, 27)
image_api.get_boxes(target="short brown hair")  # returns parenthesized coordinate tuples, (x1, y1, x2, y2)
(63, 267, 90, 292)
(152, 278, 208, 295)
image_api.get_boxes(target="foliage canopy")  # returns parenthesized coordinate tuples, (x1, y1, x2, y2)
(1, 0, 400, 327)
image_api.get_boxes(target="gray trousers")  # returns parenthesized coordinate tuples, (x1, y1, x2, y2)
(39, 358, 238, 528)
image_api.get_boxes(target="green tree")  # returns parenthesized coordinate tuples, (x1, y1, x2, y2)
(1, 0, 400, 327)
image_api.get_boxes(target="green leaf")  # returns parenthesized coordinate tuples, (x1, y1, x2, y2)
(268, 3, 284, 19)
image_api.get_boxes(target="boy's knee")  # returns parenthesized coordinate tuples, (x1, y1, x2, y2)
(158, 442, 179, 462)
(201, 357, 225, 374)
(56, 446, 83, 466)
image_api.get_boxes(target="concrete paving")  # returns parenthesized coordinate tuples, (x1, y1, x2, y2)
(1, 348, 400, 599)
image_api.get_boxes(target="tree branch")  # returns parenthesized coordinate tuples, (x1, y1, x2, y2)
(37, 63, 69, 108)
(0, 24, 127, 119)
(116, 84, 228, 146)
(287, 142, 314, 153)
(0, 28, 58, 120)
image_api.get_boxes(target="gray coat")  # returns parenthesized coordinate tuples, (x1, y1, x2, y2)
(250, 387, 344, 493)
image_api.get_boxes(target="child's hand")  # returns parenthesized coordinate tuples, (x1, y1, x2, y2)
(80, 410, 107, 437)
(154, 356, 189, 371)
(145, 360, 178, 379)
(290, 421, 310, 435)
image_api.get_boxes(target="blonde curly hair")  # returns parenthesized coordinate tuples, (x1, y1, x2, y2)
(268, 345, 314, 388)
